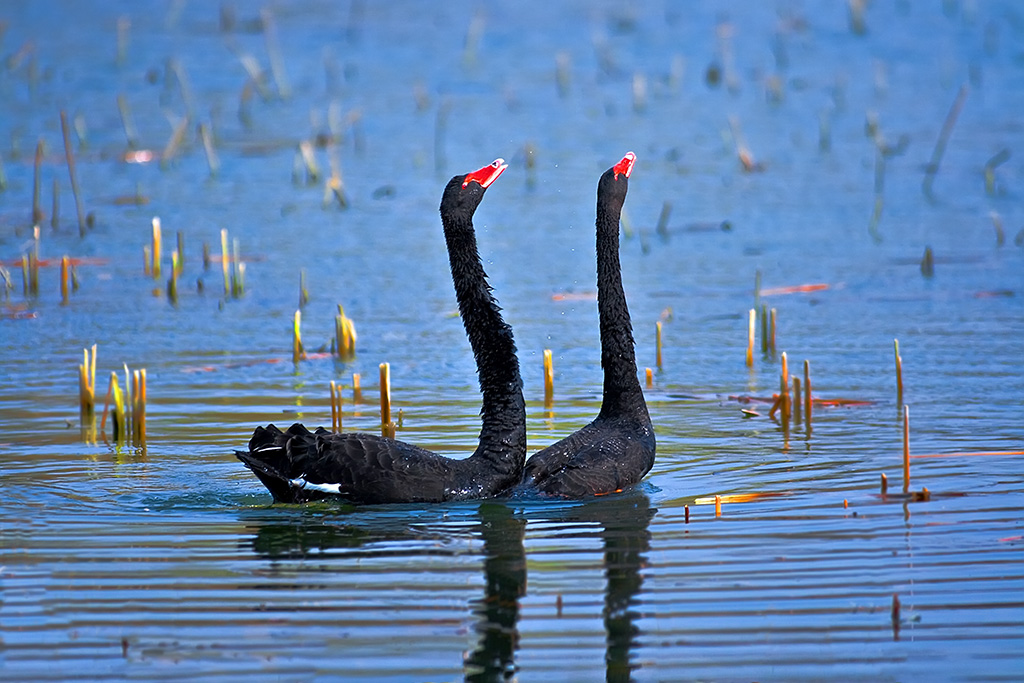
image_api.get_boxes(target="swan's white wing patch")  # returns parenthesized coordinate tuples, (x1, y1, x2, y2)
(289, 477, 343, 495)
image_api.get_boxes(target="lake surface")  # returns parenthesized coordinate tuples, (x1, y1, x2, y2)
(1, 0, 1022, 680)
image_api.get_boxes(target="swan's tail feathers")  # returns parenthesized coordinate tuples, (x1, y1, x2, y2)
(235, 447, 301, 503)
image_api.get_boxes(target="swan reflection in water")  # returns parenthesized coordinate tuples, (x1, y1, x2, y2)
(244, 492, 654, 682)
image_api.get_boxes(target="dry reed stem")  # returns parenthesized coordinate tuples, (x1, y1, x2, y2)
(353, 373, 362, 403)
(220, 229, 230, 295)
(714, 495, 722, 518)
(656, 321, 663, 369)
(379, 362, 394, 438)
(684, 505, 690, 523)
(330, 380, 340, 433)
(645, 367, 653, 388)
(780, 352, 790, 431)
(60, 256, 69, 304)
(151, 217, 162, 279)
(543, 349, 554, 407)
(880, 472, 888, 494)
(769, 308, 777, 354)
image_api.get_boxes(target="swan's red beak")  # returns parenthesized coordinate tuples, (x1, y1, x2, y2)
(613, 151, 636, 179)
(462, 158, 508, 189)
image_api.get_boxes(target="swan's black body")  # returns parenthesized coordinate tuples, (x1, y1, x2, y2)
(519, 153, 656, 498)
(237, 160, 526, 504)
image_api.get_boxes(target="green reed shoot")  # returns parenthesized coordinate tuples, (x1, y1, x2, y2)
(79, 344, 97, 425)
(292, 310, 305, 362)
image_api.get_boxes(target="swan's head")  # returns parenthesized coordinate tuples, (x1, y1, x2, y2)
(598, 151, 635, 210)
(441, 159, 508, 216)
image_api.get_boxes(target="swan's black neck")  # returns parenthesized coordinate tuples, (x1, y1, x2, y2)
(595, 175, 645, 418)
(441, 200, 526, 470)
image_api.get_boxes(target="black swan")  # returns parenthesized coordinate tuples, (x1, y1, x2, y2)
(237, 159, 527, 504)
(518, 152, 656, 497)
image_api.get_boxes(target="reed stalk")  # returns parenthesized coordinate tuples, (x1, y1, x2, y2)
(792, 376, 802, 423)
(231, 238, 244, 297)
(803, 359, 812, 431)
(110, 372, 127, 443)
(143, 246, 151, 276)
(151, 217, 162, 279)
(334, 304, 357, 361)
(116, 16, 130, 66)
(920, 246, 934, 277)
(51, 177, 60, 229)
(714, 495, 722, 518)
(220, 229, 230, 295)
(0, 151, 7, 192)
(984, 148, 1010, 195)
(167, 250, 179, 304)
(298, 141, 320, 183)
(880, 472, 888, 495)
(330, 380, 342, 432)
(380, 362, 394, 438)
(353, 373, 362, 403)
(60, 111, 86, 236)
(199, 123, 219, 177)
(990, 211, 1005, 247)
(79, 345, 97, 426)
(176, 232, 185, 275)
(654, 201, 672, 240)
(292, 310, 304, 362)
(117, 94, 139, 149)
(779, 351, 790, 431)
(32, 139, 44, 224)
(132, 368, 147, 447)
(769, 308, 777, 354)
(161, 116, 189, 168)
(902, 404, 910, 494)
(745, 308, 755, 367)
(894, 339, 903, 408)
(543, 349, 554, 407)
(261, 8, 291, 99)
(684, 504, 689, 523)
(754, 270, 762, 312)
(760, 303, 768, 353)
(60, 256, 69, 304)
(656, 321, 663, 370)
(922, 84, 968, 198)
(645, 367, 653, 388)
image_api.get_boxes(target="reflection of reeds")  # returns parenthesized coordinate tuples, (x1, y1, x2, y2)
(543, 349, 554, 407)
(715, 495, 722, 518)
(902, 405, 910, 494)
(804, 359, 812, 432)
(298, 270, 309, 309)
(353, 373, 362, 403)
